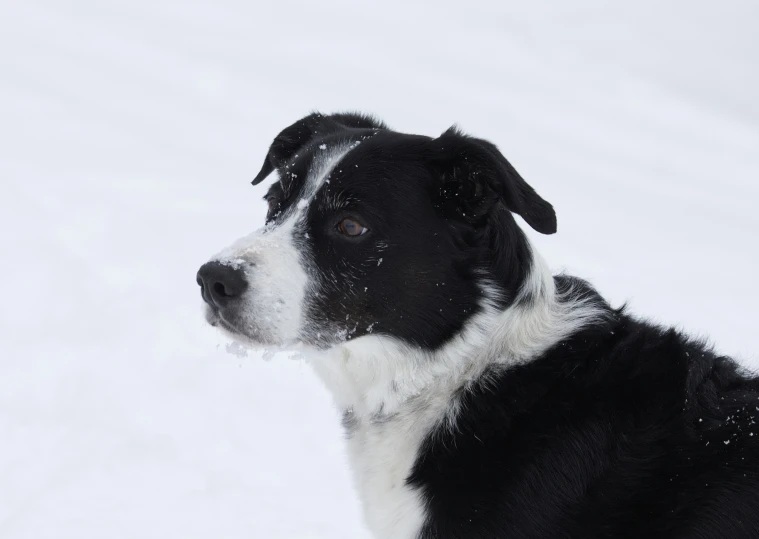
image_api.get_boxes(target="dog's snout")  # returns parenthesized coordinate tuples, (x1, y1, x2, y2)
(197, 261, 248, 308)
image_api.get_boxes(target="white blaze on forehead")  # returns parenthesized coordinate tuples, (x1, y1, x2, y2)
(294, 141, 356, 211)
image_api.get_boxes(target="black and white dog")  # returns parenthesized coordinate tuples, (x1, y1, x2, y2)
(197, 112, 759, 539)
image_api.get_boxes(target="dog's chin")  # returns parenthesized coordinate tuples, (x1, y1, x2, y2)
(203, 307, 279, 347)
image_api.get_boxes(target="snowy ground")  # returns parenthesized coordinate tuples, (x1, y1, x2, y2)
(1, 1, 758, 538)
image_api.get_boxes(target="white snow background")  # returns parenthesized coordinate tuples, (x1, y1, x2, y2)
(1, 1, 758, 538)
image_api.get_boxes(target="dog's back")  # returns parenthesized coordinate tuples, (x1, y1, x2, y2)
(409, 277, 759, 539)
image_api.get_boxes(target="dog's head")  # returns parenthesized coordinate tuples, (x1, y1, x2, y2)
(197, 112, 556, 351)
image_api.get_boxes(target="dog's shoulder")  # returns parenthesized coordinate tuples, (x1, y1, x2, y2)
(410, 276, 759, 539)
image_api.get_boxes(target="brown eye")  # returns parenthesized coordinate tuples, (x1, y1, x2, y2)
(338, 218, 368, 237)
(266, 196, 278, 213)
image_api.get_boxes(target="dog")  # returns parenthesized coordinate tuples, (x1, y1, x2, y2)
(197, 112, 759, 539)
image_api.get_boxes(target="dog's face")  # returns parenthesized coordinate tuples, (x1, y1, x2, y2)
(198, 113, 556, 351)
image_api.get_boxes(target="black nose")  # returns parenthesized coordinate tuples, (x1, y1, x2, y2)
(197, 261, 248, 308)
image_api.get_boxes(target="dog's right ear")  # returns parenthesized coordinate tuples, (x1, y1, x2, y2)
(252, 113, 325, 185)
(252, 112, 387, 185)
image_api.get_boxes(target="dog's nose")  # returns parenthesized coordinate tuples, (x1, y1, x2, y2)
(196, 261, 248, 308)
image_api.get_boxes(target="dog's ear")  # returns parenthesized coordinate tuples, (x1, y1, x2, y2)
(252, 112, 387, 185)
(426, 127, 557, 234)
(252, 113, 324, 185)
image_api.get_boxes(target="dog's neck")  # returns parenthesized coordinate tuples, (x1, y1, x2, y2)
(308, 250, 606, 422)
(306, 249, 609, 539)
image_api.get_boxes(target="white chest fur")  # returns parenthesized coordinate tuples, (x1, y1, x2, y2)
(307, 337, 465, 539)
(343, 408, 431, 539)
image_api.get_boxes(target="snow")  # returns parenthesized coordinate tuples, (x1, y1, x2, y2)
(1, 1, 758, 538)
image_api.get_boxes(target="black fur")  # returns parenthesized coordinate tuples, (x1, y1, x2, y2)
(409, 278, 759, 539)
(252, 112, 388, 185)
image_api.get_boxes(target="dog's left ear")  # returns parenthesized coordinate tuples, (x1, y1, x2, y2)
(427, 127, 557, 234)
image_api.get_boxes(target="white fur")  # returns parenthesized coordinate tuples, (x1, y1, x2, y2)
(208, 144, 353, 343)
(213, 217, 307, 343)
(308, 249, 610, 539)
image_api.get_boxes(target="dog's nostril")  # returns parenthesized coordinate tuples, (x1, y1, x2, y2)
(213, 281, 229, 297)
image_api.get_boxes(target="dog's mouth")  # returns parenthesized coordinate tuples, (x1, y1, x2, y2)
(204, 307, 244, 336)
(203, 306, 281, 347)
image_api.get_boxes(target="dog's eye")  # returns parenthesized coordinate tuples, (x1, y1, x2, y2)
(265, 196, 278, 213)
(338, 218, 368, 237)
